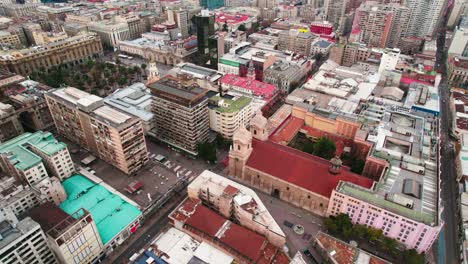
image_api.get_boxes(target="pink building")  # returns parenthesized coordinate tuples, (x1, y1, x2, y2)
(327, 182, 442, 253)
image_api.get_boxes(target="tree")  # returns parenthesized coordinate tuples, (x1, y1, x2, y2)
(215, 134, 232, 150)
(323, 217, 339, 235)
(222, 22, 229, 32)
(351, 224, 368, 238)
(402, 249, 424, 264)
(351, 159, 365, 174)
(141, 63, 147, 71)
(313, 52, 324, 62)
(313, 137, 336, 160)
(334, 214, 353, 233)
(381, 237, 398, 256)
(197, 142, 217, 164)
(238, 24, 247, 31)
(302, 140, 315, 154)
(367, 227, 383, 242)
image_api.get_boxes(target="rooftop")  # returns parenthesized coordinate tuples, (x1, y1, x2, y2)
(59, 175, 141, 244)
(0, 217, 40, 251)
(246, 139, 375, 198)
(103, 83, 154, 122)
(337, 182, 435, 225)
(0, 131, 66, 170)
(148, 76, 208, 107)
(170, 198, 289, 263)
(219, 74, 277, 100)
(315, 231, 390, 264)
(209, 95, 251, 113)
(152, 227, 234, 264)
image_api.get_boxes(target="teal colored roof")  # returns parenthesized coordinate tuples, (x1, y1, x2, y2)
(0, 131, 66, 170)
(59, 175, 142, 244)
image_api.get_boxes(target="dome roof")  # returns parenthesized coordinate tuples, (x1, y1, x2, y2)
(251, 110, 267, 128)
(233, 125, 252, 145)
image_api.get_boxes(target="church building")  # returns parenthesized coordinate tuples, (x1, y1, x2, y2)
(228, 111, 375, 216)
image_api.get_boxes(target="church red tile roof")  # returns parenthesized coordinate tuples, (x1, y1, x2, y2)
(246, 139, 374, 197)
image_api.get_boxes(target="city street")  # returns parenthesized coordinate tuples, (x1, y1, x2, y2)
(435, 8, 461, 263)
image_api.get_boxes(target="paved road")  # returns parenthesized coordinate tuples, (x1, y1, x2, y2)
(436, 8, 461, 263)
(103, 191, 187, 264)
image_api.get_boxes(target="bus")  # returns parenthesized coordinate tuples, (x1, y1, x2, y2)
(118, 54, 133, 60)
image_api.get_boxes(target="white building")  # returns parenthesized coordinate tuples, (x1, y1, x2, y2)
(449, 27, 468, 57)
(88, 21, 130, 47)
(378, 48, 400, 75)
(208, 95, 253, 138)
(405, 0, 447, 38)
(0, 217, 58, 264)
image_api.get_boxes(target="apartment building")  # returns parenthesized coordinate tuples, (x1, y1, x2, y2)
(45, 87, 148, 175)
(0, 178, 39, 218)
(0, 31, 22, 48)
(0, 32, 103, 76)
(448, 27, 468, 57)
(149, 76, 209, 155)
(115, 14, 143, 40)
(278, 29, 314, 56)
(0, 217, 57, 264)
(88, 21, 130, 47)
(263, 59, 311, 92)
(349, 2, 394, 48)
(29, 204, 104, 264)
(208, 94, 253, 138)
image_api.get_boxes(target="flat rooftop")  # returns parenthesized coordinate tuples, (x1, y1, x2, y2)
(148, 76, 208, 107)
(59, 175, 141, 245)
(104, 83, 153, 122)
(0, 131, 66, 170)
(0, 217, 40, 251)
(209, 95, 251, 113)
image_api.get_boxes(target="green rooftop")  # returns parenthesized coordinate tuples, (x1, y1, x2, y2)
(59, 175, 142, 245)
(211, 96, 251, 113)
(337, 182, 435, 225)
(0, 131, 66, 170)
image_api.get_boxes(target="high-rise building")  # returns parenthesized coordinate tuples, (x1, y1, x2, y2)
(405, 0, 447, 38)
(195, 10, 215, 55)
(0, 217, 58, 264)
(29, 203, 104, 264)
(208, 95, 253, 138)
(324, 0, 349, 31)
(257, 0, 275, 9)
(448, 0, 468, 28)
(45, 87, 149, 175)
(148, 76, 209, 155)
(349, 3, 394, 48)
(200, 0, 224, 10)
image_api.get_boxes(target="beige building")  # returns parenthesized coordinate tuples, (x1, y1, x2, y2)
(45, 87, 149, 175)
(209, 95, 253, 138)
(0, 31, 22, 48)
(188, 170, 286, 248)
(88, 21, 130, 47)
(149, 76, 209, 155)
(278, 29, 314, 56)
(32, 30, 68, 45)
(448, 56, 468, 88)
(0, 32, 103, 76)
(29, 204, 104, 264)
(1, 3, 42, 18)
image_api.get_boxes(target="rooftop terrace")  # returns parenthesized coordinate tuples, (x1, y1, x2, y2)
(209, 95, 251, 113)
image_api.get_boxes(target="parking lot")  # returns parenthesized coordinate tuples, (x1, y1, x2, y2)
(60, 135, 215, 208)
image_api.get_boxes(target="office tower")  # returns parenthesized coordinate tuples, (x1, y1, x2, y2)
(148, 76, 209, 155)
(278, 29, 314, 56)
(45, 87, 149, 175)
(195, 10, 215, 55)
